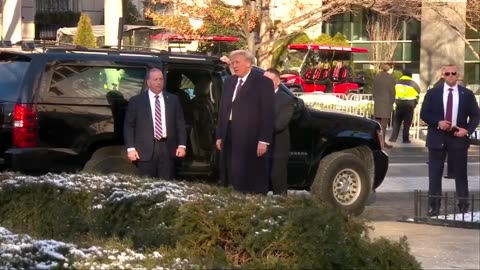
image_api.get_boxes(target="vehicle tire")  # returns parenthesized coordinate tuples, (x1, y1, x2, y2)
(83, 146, 137, 175)
(310, 151, 372, 215)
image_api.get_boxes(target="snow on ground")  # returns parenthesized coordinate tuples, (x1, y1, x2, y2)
(405, 212, 480, 223)
(0, 226, 192, 269)
(0, 172, 202, 209)
(435, 212, 480, 222)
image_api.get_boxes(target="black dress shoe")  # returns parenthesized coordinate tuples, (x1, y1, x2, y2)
(443, 175, 454, 179)
(384, 143, 393, 149)
(427, 208, 439, 216)
(402, 140, 411, 143)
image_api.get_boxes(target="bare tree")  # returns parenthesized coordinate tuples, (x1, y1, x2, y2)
(366, 12, 405, 70)
(144, 0, 480, 67)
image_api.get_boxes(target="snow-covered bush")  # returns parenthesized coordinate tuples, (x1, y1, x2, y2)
(0, 172, 421, 269)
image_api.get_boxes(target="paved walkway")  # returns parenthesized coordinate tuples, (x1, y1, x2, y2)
(370, 135, 480, 270)
(370, 221, 480, 270)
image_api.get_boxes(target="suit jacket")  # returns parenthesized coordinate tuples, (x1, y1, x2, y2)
(420, 85, 480, 149)
(272, 90, 295, 158)
(124, 90, 187, 161)
(373, 72, 396, 118)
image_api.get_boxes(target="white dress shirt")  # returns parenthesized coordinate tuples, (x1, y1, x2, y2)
(229, 71, 250, 121)
(443, 83, 459, 127)
(232, 71, 251, 102)
(148, 90, 167, 138)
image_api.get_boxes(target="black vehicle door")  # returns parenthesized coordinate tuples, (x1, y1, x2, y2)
(36, 59, 151, 171)
(162, 62, 222, 179)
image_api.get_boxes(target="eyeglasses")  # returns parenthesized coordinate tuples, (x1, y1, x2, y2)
(444, 72, 457, 77)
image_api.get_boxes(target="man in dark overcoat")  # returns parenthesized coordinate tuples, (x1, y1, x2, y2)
(373, 63, 396, 148)
(264, 68, 295, 195)
(216, 50, 275, 194)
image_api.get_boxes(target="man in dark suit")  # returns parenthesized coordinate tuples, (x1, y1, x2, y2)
(264, 68, 295, 195)
(216, 50, 275, 194)
(124, 68, 187, 179)
(420, 64, 480, 215)
(373, 63, 396, 148)
(432, 67, 455, 179)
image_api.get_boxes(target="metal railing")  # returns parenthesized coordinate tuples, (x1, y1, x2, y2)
(410, 190, 479, 229)
(297, 92, 480, 140)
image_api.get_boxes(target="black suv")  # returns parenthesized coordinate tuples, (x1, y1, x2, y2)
(0, 47, 388, 214)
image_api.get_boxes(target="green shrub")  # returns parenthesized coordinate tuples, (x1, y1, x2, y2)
(313, 33, 334, 45)
(332, 32, 350, 47)
(73, 13, 97, 48)
(0, 173, 422, 269)
(272, 31, 311, 68)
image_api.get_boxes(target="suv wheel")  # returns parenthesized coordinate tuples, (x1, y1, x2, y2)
(310, 151, 371, 215)
(83, 146, 137, 175)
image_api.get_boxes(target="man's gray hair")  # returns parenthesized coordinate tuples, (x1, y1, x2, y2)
(146, 68, 163, 80)
(230, 50, 256, 65)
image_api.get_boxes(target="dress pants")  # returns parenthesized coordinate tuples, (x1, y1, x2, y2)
(137, 139, 174, 179)
(389, 100, 415, 142)
(269, 155, 288, 195)
(375, 117, 390, 142)
(222, 122, 233, 187)
(428, 140, 469, 211)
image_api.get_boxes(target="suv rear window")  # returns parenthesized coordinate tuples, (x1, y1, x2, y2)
(0, 60, 30, 102)
(48, 65, 146, 102)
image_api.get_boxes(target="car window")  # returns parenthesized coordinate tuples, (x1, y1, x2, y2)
(48, 65, 147, 101)
(180, 75, 195, 99)
(0, 61, 30, 102)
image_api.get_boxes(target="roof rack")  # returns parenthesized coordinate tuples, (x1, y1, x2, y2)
(0, 40, 227, 65)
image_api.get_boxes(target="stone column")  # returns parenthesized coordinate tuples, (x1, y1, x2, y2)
(104, 0, 123, 47)
(22, 0, 35, 40)
(2, 0, 22, 43)
(419, 0, 467, 91)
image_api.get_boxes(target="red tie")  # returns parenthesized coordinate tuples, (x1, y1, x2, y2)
(154, 95, 163, 140)
(445, 88, 453, 122)
(236, 79, 244, 94)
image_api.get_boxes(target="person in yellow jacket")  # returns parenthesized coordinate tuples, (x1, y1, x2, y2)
(389, 69, 420, 143)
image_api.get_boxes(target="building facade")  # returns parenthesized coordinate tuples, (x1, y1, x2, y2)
(1, 0, 478, 90)
(280, 0, 479, 90)
(0, 0, 143, 41)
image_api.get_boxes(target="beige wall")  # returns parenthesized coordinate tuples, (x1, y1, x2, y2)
(419, 0, 467, 90)
(22, 0, 35, 39)
(269, 0, 322, 38)
(0, 0, 108, 41)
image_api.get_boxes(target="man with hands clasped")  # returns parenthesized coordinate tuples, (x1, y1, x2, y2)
(124, 68, 187, 180)
(420, 64, 480, 215)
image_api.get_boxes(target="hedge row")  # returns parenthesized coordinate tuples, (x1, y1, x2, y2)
(0, 172, 422, 269)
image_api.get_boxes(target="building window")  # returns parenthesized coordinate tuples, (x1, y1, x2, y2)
(464, 63, 480, 86)
(36, 0, 79, 12)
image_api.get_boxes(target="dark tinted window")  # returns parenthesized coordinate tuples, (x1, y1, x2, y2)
(0, 61, 30, 102)
(48, 65, 147, 101)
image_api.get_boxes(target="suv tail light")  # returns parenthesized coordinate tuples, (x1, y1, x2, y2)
(13, 104, 37, 148)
